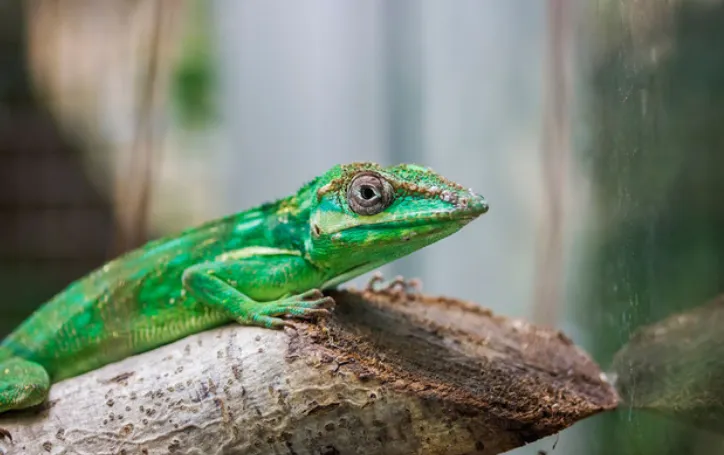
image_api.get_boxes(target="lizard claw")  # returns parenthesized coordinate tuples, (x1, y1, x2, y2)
(365, 272, 422, 297)
(365, 271, 385, 291)
(0, 428, 11, 443)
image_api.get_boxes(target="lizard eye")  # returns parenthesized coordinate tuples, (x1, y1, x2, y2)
(347, 172, 394, 216)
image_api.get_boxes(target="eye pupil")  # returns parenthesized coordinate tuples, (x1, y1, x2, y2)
(360, 186, 376, 200)
(347, 172, 394, 216)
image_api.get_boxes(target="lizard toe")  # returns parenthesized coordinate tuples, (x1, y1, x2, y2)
(304, 296, 335, 310)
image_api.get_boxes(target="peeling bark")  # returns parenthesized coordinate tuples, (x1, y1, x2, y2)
(0, 288, 617, 455)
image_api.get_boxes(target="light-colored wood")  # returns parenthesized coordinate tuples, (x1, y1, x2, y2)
(0, 288, 617, 455)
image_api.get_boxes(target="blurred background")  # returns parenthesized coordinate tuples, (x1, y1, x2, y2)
(2, 0, 724, 454)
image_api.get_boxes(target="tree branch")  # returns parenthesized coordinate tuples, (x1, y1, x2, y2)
(0, 288, 617, 455)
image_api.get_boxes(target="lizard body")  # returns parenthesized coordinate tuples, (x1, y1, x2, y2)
(0, 162, 488, 416)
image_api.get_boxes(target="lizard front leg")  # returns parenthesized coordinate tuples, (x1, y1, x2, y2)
(182, 255, 334, 329)
(0, 356, 50, 448)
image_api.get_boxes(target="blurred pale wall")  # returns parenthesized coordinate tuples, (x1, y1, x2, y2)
(212, 0, 546, 317)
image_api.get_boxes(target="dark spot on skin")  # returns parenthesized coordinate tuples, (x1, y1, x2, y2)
(324, 422, 335, 431)
(476, 441, 485, 451)
(107, 399, 114, 407)
(55, 429, 65, 441)
(321, 446, 340, 455)
(42, 441, 52, 452)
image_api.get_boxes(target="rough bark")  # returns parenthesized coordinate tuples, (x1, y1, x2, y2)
(0, 287, 617, 455)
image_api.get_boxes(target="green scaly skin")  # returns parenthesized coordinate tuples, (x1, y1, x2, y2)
(0, 162, 488, 419)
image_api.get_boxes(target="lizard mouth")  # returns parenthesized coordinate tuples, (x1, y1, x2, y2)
(342, 211, 479, 233)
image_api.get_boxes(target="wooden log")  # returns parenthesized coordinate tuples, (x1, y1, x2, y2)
(0, 286, 617, 455)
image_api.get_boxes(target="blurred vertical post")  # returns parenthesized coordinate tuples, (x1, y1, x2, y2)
(533, 0, 572, 326)
(110, 0, 178, 253)
(24, 0, 188, 253)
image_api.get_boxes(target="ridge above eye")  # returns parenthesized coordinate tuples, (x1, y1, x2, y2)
(347, 172, 394, 216)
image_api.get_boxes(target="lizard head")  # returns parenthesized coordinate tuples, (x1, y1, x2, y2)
(305, 162, 488, 279)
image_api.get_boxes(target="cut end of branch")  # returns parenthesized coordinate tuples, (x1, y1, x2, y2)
(294, 289, 618, 448)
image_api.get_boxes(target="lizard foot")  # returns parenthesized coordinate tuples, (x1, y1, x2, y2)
(246, 289, 336, 329)
(365, 272, 422, 297)
(0, 428, 11, 443)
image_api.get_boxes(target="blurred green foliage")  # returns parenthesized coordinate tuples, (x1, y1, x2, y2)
(577, 1, 724, 454)
(171, 0, 218, 130)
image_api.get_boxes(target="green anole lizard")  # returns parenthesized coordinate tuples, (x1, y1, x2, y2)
(0, 162, 488, 426)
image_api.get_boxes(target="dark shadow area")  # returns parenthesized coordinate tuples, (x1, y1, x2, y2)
(0, 1, 114, 336)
